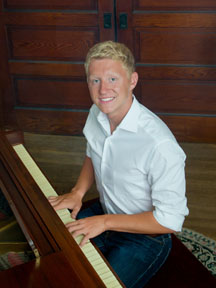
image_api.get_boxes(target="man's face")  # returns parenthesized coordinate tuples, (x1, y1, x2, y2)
(87, 58, 138, 123)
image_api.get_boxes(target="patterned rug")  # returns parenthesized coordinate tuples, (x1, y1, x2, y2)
(176, 228, 216, 277)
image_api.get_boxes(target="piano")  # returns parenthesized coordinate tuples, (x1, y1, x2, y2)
(0, 131, 124, 288)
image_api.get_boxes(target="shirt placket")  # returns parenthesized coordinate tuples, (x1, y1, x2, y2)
(100, 136, 113, 213)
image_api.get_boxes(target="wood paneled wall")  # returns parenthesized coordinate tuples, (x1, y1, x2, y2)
(0, 0, 216, 142)
(118, 0, 216, 142)
(0, 0, 114, 134)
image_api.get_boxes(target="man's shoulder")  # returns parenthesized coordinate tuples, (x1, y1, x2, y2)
(138, 106, 185, 158)
(137, 104, 175, 141)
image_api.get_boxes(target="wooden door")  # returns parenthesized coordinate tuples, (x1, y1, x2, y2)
(1, 0, 216, 142)
(116, 0, 216, 142)
(0, 0, 115, 134)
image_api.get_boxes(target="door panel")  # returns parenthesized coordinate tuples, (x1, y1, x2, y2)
(160, 115, 216, 143)
(140, 81, 216, 114)
(15, 110, 88, 135)
(8, 27, 98, 60)
(135, 28, 216, 65)
(16, 78, 92, 109)
(117, 0, 216, 142)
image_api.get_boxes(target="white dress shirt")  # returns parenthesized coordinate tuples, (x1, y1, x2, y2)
(83, 96, 189, 232)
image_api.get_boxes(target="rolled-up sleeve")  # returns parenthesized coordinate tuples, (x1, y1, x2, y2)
(149, 140, 189, 232)
(86, 141, 91, 158)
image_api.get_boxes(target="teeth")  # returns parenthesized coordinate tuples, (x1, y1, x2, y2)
(101, 97, 114, 102)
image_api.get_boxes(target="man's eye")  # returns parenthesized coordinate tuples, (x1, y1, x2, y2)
(110, 77, 116, 82)
(92, 79, 100, 84)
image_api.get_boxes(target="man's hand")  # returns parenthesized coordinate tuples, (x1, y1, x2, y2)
(48, 191, 83, 219)
(66, 215, 107, 247)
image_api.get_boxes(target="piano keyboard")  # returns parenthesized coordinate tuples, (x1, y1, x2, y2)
(13, 144, 123, 288)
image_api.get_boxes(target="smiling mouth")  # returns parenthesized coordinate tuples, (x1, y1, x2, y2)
(100, 97, 115, 102)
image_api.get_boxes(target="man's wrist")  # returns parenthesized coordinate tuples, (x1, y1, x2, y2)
(71, 187, 86, 199)
(103, 214, 117, 231)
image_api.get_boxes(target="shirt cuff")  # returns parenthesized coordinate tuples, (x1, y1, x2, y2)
(153, 209, 186, 232)
(86, 142, 91, 158)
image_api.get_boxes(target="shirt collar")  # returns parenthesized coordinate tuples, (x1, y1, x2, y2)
(118, 95, 140, 133)
(97, 95, 140, 134)
(97, 109, 111, 135)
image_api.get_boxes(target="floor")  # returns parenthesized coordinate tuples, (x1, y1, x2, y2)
(24, 133, 216, 241)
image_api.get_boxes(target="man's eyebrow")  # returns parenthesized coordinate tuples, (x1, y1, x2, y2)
(88, 75, 99, 79)
(88, 71, 120, 79)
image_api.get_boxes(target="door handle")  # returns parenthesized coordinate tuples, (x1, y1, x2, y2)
(119, 13, 128, 29)
(103, 13, 112, 29)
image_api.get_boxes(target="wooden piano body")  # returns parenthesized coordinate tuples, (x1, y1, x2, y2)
(0, 131, 123, 288)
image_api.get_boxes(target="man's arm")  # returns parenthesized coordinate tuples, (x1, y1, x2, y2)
(104, 212, 174, 234)
(49, 156, 94, 219)
(66, 211, 174, 247)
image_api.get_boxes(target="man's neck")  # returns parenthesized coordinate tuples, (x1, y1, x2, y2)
(109, 120, 117, 134)
(108, 98, 134, 134)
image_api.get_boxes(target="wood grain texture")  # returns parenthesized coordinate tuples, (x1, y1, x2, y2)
(133, 0, 216, 10)
(140, 80, 216, 114)
(15, 109, 88, 135)
(0, 1, 115, 136)
(133, 13, 216, 28)
(8, 27, 98, 61)
(136, 66, 216, 81)
(4, 0, 97, 10)
(181, 142, 216, 241)
(9, 62, 86, 77)
(160, 115, 216, 143)
(115, 0, 216, 143)
(135, 28, 216, 65)
(16, 78, 91, 109)
(0, 251, 90, 288)
(3, 12, 98, 27)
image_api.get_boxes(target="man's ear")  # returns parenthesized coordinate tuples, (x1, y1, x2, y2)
(130, 72, 138, 90)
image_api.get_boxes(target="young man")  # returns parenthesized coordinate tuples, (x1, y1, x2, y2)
(49, 41, 189, 287)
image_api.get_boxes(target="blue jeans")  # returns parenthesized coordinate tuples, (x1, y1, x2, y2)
(77, 201, 172, 288)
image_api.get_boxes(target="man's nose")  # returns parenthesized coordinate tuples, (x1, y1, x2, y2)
(99, 80, 109, 94)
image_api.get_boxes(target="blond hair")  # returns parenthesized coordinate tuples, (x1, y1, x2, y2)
(84, 41, 135, 77)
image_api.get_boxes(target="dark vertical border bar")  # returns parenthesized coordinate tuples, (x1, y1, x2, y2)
(113, 0, 118, 41)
